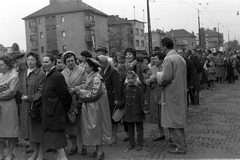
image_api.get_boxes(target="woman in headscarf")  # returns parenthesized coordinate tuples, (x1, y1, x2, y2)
(72, 58, 112, 160)
(97, 55, 121, 144)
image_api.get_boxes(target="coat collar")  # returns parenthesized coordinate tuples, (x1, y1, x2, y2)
(166, 50, 177, 57)
(46, 67, 56, 77)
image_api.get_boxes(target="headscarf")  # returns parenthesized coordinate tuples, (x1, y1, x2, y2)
(124, 71, 141, 86)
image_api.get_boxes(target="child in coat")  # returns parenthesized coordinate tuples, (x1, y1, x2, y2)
(205, 60, 216, 90)
(116, 71, 148, 151)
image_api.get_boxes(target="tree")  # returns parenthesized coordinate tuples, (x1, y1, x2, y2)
(108, 23, 134, 52)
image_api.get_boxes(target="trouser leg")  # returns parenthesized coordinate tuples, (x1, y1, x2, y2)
(168, 128, 186, 150)
(135, 122, 143, 146)
(127, 122, 135, 146)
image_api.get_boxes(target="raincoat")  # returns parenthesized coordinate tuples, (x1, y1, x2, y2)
(77, 72, 112, 145)
(157, 50, 187, 128)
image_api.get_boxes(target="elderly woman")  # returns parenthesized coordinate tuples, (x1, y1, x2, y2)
(73, 58, 112, 160)
(61, 51, 86, 156)
(42, 54, 72, 160)
(20, 52, 45, 160)
(0, 55, 19, 160)
(97, 55, 121, 144)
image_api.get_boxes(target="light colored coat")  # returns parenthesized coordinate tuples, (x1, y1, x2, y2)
(62, 65, 85, 135)
(77, 72, 112, 145)
(0, 70, 19, 138)
(158, 50, 187, 128)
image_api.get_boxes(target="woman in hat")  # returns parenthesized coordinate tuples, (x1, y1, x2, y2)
(61, 51, 87, 156)
(97, 55, 121, 144)
(73, 58, 112, 160)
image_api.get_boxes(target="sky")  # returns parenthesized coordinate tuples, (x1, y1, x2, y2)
(0, 0, 240, 51)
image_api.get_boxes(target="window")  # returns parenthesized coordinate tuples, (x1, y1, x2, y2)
(61, 16, 65, 23)
(45, 16, 49, 19)
(62, 31, 66, 38)
(136, 40, 139, 47)
(41, 47, 44, 53)
(40, 32, 43, 39)
(135, 28, 139, 35)
(86, 15, 94, 21)
(39, 18, 42, 24)
(141, 40, 144, 47)
(29, 21, 36, 28)
(62, 45, 67, 52)
(30, 35, 37, 41)
(141, 29, 144, 36)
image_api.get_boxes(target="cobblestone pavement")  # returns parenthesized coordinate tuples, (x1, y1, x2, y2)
(10, 80, 240, 159)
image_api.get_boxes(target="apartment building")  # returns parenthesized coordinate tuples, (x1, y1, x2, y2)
(108, 15, 145, 53)
(23, 0, 109, 57)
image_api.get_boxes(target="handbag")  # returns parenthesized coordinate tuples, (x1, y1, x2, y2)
(112, 106, 126, 122)
(15, 91, 22, 104)
(29, 100, 42, 122)
(67, 108, 77, 124)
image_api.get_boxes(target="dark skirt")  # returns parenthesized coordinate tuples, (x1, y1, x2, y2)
(44, 130, 67, 149)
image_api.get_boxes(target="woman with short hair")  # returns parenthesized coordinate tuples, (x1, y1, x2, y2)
(0, 55, 19, 160)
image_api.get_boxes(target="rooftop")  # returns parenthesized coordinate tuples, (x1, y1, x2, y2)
(23, 0, 108, 20)
(166, 29, 195, 38)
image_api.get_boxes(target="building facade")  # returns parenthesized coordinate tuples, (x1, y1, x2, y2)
(166, 29, 196, 50)
(23, 0, 109, 58)
(107, 15, 145, 53)
(145, 29, 166, 53)
(205, 28, 224, 51)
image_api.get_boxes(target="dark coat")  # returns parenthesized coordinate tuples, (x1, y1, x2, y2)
(185, 58, 201, 91)
(122, 85, 146, 123)
(189, 55, 203, 74)
(42, 68, 72, 132)
(102, 65, 121, 116)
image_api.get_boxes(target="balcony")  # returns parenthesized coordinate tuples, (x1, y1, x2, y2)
(84, 20, 95, 27)
(31, 40, 38, 47)
(30, 27, 37, 32)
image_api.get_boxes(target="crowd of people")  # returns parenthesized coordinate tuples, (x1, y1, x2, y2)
(0, 36, 239, 160)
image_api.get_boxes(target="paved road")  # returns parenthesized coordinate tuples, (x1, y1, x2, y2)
(11, 80, 240, 159)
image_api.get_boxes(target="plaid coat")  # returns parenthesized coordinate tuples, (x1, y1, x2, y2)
(20, 67, 45, 143)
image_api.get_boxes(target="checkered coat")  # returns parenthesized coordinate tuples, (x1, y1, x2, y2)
(20, 68, 45, 143)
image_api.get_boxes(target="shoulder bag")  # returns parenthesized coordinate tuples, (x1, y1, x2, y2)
(29, 100, 42, 122)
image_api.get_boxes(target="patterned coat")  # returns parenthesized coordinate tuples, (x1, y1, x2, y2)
(20, 68, 45, 143)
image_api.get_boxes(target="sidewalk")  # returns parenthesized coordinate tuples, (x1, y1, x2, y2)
(12, 80, 240, 159)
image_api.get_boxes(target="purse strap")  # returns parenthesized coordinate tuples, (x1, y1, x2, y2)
(30, 101, 34, 110)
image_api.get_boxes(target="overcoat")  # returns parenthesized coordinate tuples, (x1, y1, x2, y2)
(0, 70, 19, 138)
(144, 65, 162, 124)
(122, 85, 146, 123)
(42, 67, 72, 132)
(20, 68, 45, 143)
(102, 65, 121, 117)
(215, 55, 225, 78)
(77, 72, 112, 145)
(62, 65, 85, 135)
(158, 50, 187, 128)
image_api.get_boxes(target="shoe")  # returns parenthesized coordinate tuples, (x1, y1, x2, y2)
(169, 142, 177, 148)
(68, 147, 78, 156)
(89, 151, 97, 158)
(95, 152, 105, 160)
(123, 137, 129, 142)
(168, 148, 186, 155)
(127, 145, 135, 150)
(135, 145, 142, 151)
(153, 135, 165, 141)
(26, 149, 34, 154)
(45, 149, 56, 153)
(80, 147, 87, 156)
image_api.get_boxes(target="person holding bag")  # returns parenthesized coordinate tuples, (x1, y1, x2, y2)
(0, 55, 19, 160)
(72, 58, 112, 160)
(20, 52, 45, 160)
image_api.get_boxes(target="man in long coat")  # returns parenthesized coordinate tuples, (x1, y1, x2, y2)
(157, 37, 187, 155)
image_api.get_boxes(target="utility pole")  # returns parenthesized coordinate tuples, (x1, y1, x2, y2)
(133, 6, 136, 19)
(147, 0, 152, 55)
(217, 23, 220, 51)
(228, 29, 229, 49)
(198, 10, 201, 49)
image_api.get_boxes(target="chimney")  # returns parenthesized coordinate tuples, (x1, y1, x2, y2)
(125, 18, 128, 20)
(213, 27, 216, 32)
